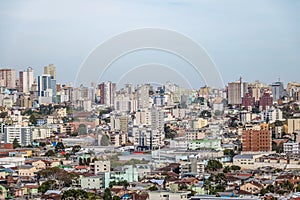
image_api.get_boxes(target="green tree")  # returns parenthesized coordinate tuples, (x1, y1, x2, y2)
(39, 142, 46, 147)
(86, 157, 91, 165)
(296, 185, 300, 192)
(112, 196, 120, 200)
(45, 150, 55, 157)
(38, 167, 79, 188)
(55, 142, 65, 153)
(13, 138, 20, 149)
(0, 112, 8, 118)
(71, 145, 81, 154)
(104, 188, 112, 200)
(206, 160, 223, 171)
(148, 185, 158, 191)
(266, 185, 275, 193)
(200, 110, 212, 118)
(223, 149, 235, 158)
(100, 135, 110, 146)
(77, 124, 87, 135)
(62, 189, 88, 200)
(38, 180, 57, 194)
(230, 165, 241, 171)
(79, 157, 84, 166)
(260, 188, 268, 195)
(223, 166, 230, 173)
(29, 114, 37, 125)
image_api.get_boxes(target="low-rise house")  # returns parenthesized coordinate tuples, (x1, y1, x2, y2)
(80, 175, 104, 189)
(74, 165, 89, 173)
(32, 160, 50, 170)
(22, 184, 39, 196)
(240, 181, 263, 194)
(148, 190, 191, 200)
(18, 165, 37, 177)
(104, 165, 138, 188)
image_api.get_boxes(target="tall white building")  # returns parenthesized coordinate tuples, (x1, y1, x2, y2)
(19, 67, 34, 93)
(4, 125, 32, 146)
(262, 108, 283, 123)
(133, 126, 165, 151)
(150, 107, 164, 131)
(136, 84, 151, 109)
(284, 141, 299, 154)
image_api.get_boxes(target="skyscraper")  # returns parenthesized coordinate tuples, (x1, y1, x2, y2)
(37, 74, 56, 103)
(44, 64, 56, 80)
(137, 84, 151, 109)
(227, 77, 248, 105)
(271, 81, 284, 102)
(0, 68, 16, 89)
(19, 67, 34, 93)
(99, 82, 116, 107)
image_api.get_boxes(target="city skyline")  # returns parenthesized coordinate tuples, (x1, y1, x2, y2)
(0, 1, 299, 88)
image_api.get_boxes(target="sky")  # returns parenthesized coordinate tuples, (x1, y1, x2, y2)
(0, 0, 299, 89)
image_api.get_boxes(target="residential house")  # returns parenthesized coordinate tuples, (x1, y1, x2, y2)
(18, 165, 37, 177)
(240, 181, 263, 194)
(80, 175, 104, 190)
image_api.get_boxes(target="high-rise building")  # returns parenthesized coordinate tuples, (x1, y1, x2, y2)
(248, 81, 261, 102)
(227, 78, 248, 105)
(37, 74, 56, 103)
(286, 82, 300, 101)
(133, 126, 165, 151)
(271, 81, 284, 102)
(259, 92, 273, 111)
(137, 84, 151, 109)
(0, 69, 16, 89)
(99, 82, 116, 107)
(4, 125, 32, 146)
(150, 107, 164, 131)
(242, 93, 255, 110)
(287, 118, 300, 134)
(19, 67, 34, 93)
(242, 124, 271, 152)
(44, 64, 56, 80)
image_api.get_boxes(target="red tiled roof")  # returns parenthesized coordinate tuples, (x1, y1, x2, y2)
(75, 165, 88, 170)
(24, 185, 39, 189)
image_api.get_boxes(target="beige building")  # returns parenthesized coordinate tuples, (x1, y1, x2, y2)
(240, 182, 262, 194)
(233, 154, 263, 170)
(2, 97, 13, 108)
(18, 165, 37, 177)
(288, 118, 300, 134)
(110, 132, 127, 147)
(185, 130, 205, 141)
(32, 127, 52, 140)
(44, 64, 56, 79)
(32, 160, 60, 170)
(90, 160, 110, 175)
(0, 68, 16, 89)
(148, 191, 191, 200)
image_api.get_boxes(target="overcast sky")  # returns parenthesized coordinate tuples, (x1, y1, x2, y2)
(0, 0, 299, 88)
